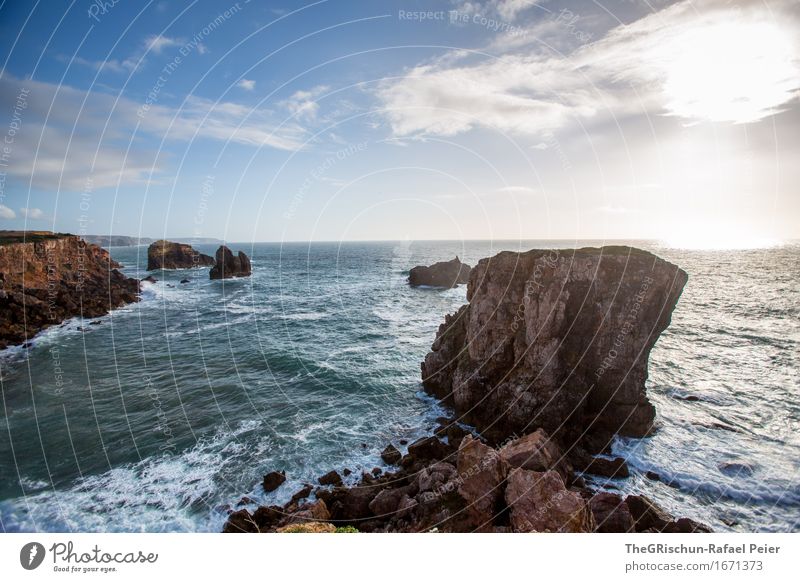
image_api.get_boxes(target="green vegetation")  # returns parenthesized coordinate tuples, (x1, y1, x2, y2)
(334, 526, 359, 533)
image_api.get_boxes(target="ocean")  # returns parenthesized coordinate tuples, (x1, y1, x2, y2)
(0, 240, 798, 532)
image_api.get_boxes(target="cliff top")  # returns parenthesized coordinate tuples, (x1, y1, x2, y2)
(0, 230, 73, 246)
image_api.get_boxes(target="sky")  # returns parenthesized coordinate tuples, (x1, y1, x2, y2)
(0, 0, 798, 244)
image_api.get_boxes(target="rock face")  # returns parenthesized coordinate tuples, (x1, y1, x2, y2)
(408, 257, 472, 288)
(421, 246, 688, 447)
(209, 246, 252, 280)
(505, 468, 594, 532)
(147, 240, 214, 270)
(0, 232, 140, 349)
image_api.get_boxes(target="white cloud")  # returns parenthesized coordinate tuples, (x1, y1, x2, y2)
(378, 0, 800, 138)
(69, 34, 183, 75)
(451, 0, 539, 22)
(496, 185, 535, 193)
(19, 207, 44, 219)
(0, 75, 309, 191)
(0, 205, 16, 219)
(280, 86, 329, 122)
(236, 79, 256, 91)
(145, 34, 181, 54)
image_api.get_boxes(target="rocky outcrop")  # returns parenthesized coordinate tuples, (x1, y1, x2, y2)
(408, 257, 471, 288)
(421, 246, 688, 448)
(0, 232, 140, 349)
(209, 246, 251, 280)
(147, 240, 214, 270)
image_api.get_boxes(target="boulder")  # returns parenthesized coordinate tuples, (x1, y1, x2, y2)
(209, 245, 251, 279)
(456, 435, 506, 531)
(589, 492, 634, 532)
(222, 509, 258, 533)
(381, 444, 402, 465)
(583, 457, 630, 479)
(147, 240, 214, 270)
(421, 246, 688, 446)
(625, 494, 672, 532)
(319, 470, 343, 487)
(141, 275, 157, 284)
(290, 484, 313, 505)
(407, 436, 450, 461)
(505, 468, 594, 532)
(498, 429, 571, 481)
(408, 257, 472, 288)
(263, 470, 286, 492)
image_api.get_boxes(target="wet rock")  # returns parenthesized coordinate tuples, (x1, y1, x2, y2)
(147, 240, 214, 270)
(180, 278, 190, 284)
(625, 494, 672, 532)
(222, 509, 258, 533)
(505, 468, 594, 533)
(263, 470, 286, 492)
(290, 484, 313, 504)
(209, 245, 251, 279)
(407, 436, 449, 461)
(319, 470, 343, 487)
(583, 457, 630, 479)
(381, 444, 402, 465)
(456, 435, 506, 531)
(408, 257, 472, 288)
(589, 492, 634, 532)
(141, 275, 157, 284)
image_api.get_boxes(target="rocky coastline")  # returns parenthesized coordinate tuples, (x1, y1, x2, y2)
(408, 257, 472, 288)
(147, 239, 214, 270)
(0, 231, 141, 349)
(223, 246, 709, 533)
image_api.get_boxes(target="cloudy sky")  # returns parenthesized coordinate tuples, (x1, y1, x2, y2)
(0, 0, 798, 244)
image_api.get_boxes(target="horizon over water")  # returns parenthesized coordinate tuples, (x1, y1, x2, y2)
(1, 239, 798, 533)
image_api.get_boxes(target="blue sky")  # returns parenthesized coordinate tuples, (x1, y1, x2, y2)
(0, 0, 798, 244)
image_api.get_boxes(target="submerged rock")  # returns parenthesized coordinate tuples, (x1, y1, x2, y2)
(209, 245, 252, 279)
(408, 257, 472, 288)
(421, 246, 688, 447)
(146, 239, 214, 270)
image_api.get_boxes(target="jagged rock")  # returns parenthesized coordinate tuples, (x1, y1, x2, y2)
(222, 509, 258, 533)
(625, 494, 673, 532)
(456, 435, 506, 531)
(290, 484, 313, 504)
(381, 444, 402, 465)
(180, 278, 190, 284)
(583, 456, 630, 478)
(209, 245, 251, 279)
(408, 257, 472, 288)
(498, 429, 571, 481)
(146, 239, 214, 270)
(0, 232, 140, 349)
(505, 468, 594, 532)
(319, 470, 343, 487)
(421, 246, 688, 446)
(252, 505, 284, 530)
(263, 470, 286, 492)
(141, 275, 157, 284)
(590, 492, 634, 532)
(407, 436, 450, 461)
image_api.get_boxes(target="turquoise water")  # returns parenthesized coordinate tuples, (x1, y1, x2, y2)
(0, 241, 798, 532)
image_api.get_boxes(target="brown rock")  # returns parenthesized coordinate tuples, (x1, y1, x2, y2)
(263, 470, 286, 492)
(408, 257, 472, 288)
(505, 468, 594, 532)
(147, 239, 214, 270)
(381, 444, 402, 465)
(499, 429, 571, 481)
(407, 436, 449, 461)
(290, 484, 313, 504)
(456, 435, 506, 531)
(209, 245, 251, 279)
(583, 457, 630, 479)
(625, 494, 672, 532)
(222, 509, 258, 533)
(589, 492, 634, 532)
(319, 470, 343, 487)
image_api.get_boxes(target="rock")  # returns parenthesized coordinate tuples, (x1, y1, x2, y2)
(498, 429, 571, 481)
(456, 435, 506, 531)
(252, 505, 284, 530)
(319, 470, 343, 487)
(399, 439, 408, 445)
(290, 499, 331, 523)
(146, 240, 214, 270)
(263, 470, 286, 492)
(209, 245, 251, 279)
(408, 257, 472, 288)
(277, 522, 336, 533)
(505, 468, 594, 532)
(0, 233, 141, 349)
(645, 470, 661, 481)
(329, 486, 376, 522)
(589, 492, 634, 532)
(290, 484, 313, 504)
(371, 467, 382, 476)
(421, 246, 688, 446)
(342, 468, 352, 477)
(222, 509, 258, 533)
(407, 436, 449, 461)
(368, 487, 416, 517)
(670, 517, 713, 533)
(417, 462, 457, 495)
(718, 462, 755, 477)
(583, 457, 630, 479)
(625, 494, 672, 532)
(381, 444, 402, 465)
(141, 275, 157, 284)
(180, 278, 190, 284)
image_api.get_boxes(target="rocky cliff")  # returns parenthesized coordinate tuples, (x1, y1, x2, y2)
(421, 246, 688, 449)
(209, 245, 251, 280)
(408, 257, 472, 288)
(0, 232, 140, 349)
(147, 240, 214, 270)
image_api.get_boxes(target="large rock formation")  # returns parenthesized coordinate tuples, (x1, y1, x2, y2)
(209, 246, 251, 280)
(147, 240, 214, 270)
(0, 232, 140, 349)
(421, 246, 688, 448)
(408, 257, 471, 288)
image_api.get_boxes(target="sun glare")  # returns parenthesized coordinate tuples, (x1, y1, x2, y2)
(663, 222, 781, 250)
(662, 19, 798, 123)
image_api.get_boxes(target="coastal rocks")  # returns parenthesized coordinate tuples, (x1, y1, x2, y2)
(582, 456, 630, 479)
(141, 275, 157, 284)
(498, 428, 571, 481)
(505, 468, 594, 533)
(209, 246, 252, 280)
(456, 435, 506, 531)
(381, 444, 402, 465)
(408, 257, 472, 288)
(625, 494, 673, 532)
(0, 232, 141, 349)
(589, 492, 634, 533)
(146, 239, 214, 270)
(263, 470, 286, 492)
(319, 470, 343, 487)
(421, 246, 688, 448)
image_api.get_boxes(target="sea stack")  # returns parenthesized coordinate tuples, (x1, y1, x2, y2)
(408, 257, 471, 288)
(209, 245, 252, 280)
(421, 246, 688, 449)
(147, 240, 215, 270)
(0, 231, 140, 349)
